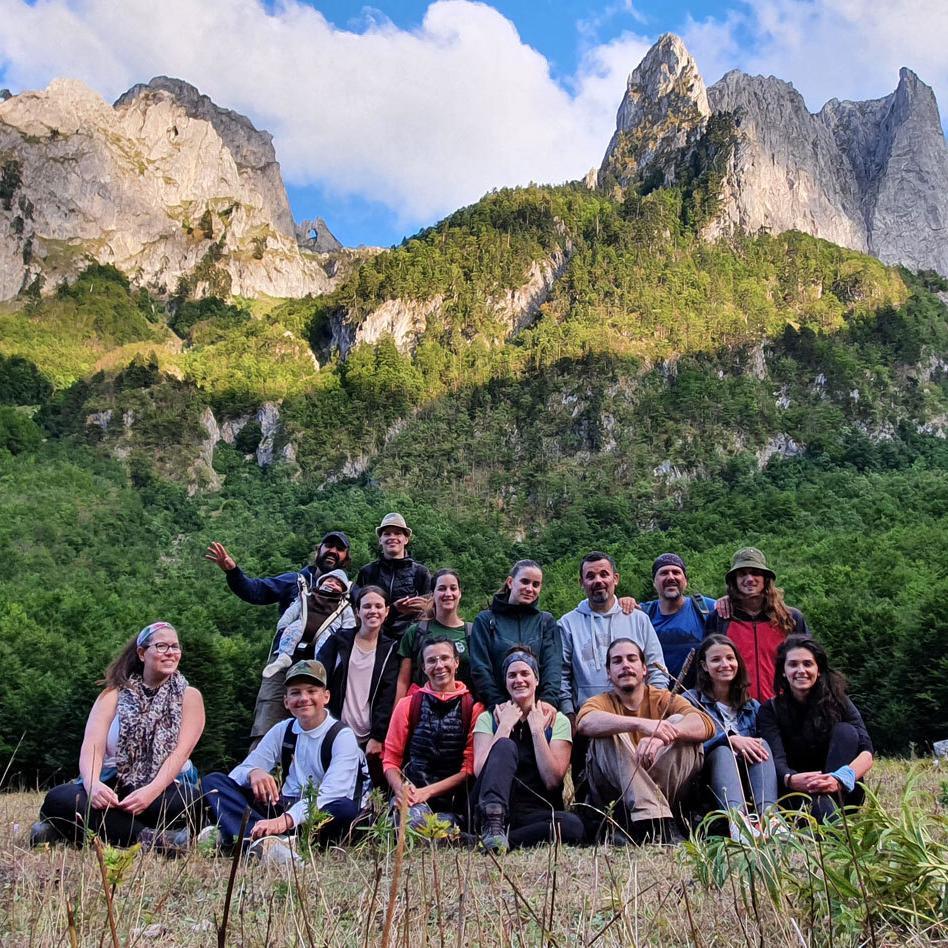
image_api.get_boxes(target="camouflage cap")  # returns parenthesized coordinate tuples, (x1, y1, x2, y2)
(284, 660, 328, 688)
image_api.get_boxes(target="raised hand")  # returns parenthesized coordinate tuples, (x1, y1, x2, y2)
(205, 541, 236, 572)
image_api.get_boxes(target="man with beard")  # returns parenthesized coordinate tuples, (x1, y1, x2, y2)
(205, 532, 356, 746)
(352, 513, 431, 638)
(577, 639, 714, 844)
(559, 552, 667, 796)
(639, 553, 716, 684)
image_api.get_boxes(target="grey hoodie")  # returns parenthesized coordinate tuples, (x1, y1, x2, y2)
(558, 599, 668, 714)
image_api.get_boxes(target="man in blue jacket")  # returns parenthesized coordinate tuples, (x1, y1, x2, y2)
(206, 531, 353, 746)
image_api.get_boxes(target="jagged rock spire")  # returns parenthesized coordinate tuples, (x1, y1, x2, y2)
(599, 33, 710, 188)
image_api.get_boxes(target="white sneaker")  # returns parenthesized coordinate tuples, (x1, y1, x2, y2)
(262, 653, 292, 679)
(248, 836, 302, 866)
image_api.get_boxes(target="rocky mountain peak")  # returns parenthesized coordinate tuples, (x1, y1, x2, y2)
(599, 32, 709, 188)
(601, 35, 948, 276)
(0, 76, 339, 300)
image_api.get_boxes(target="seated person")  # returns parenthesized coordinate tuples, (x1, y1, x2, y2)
(202, 660, 369, 856)
(32, 622, 205, 852)
(383, 636, 483, 831)
(684, 635, 778, 840)
(264, 569, 354, 678)
(396, 568, 472, 703)
(577, 638, 714, 844)
(472, 646, 584, 852)
(757, 636, 873, 823)
(316, 586, 400, 786)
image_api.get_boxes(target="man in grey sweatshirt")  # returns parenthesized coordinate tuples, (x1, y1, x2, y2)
(559, 551, 668, 799)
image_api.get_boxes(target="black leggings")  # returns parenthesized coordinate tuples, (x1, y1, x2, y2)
(801, 722, 866, 823)
(40, 776, 201, 845)
(474, 738, 584, 847)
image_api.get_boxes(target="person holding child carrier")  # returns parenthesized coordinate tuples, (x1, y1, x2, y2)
(202, 660, 369, 860)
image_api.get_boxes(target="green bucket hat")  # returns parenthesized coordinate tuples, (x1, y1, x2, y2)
(726, 547, 776, 582)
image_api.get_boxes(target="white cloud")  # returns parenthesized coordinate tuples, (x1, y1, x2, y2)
(0, 0, 649, 227)
(683, 0, 948, 120)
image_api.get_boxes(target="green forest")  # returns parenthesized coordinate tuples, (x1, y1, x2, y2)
(1, 181, 946, 781)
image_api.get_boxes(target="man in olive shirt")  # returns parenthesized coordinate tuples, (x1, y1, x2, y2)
(576, 638, 714, 843)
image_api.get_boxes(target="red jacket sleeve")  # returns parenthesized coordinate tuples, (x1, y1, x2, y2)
(461, 702, 486, 776)
(382, 696, 411, 774)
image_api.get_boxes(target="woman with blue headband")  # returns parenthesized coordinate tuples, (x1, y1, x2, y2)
(471, 645, 584, 852)
(31, 621, 205, 852)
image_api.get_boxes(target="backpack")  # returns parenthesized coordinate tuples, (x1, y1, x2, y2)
(279, 719, 365, 805)
(642, 594, 710, 622)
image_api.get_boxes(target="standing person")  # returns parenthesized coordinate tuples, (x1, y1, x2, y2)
(202, 660, 369, 858)
(205, 530, 352, 611)
(396, 568, 472, 703)
(758, 636, 873, 823)
(383, 636, 484, 831)
(317, 587, 400, 786)
(577, 639, 714, 844)
(353, 513, 431, 638)
(32, 622, 205, 851)
(469, 560, 562, 713)
(205, 531, 355, 746)
(705, 548, 809, 701)
(683, 635, 779, 839)
(472, 646, 584, 852)
(639, 553, 715, 684)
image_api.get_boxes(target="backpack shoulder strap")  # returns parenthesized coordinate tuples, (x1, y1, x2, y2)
(463, 622, 473, 636)
(640, 599, 658, 620)
(691, 594, 710, 618)
(408, 690, 425, 739)
(460, 692, 474, 734)
(280, 719, 298, 779)
(319, 719, 347, 773)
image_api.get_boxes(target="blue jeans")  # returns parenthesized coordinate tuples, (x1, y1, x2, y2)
(706, 741, 778, 815)
(202, 772, 360, 849)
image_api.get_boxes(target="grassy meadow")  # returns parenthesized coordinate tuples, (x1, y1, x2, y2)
(2, 759, 945, 947)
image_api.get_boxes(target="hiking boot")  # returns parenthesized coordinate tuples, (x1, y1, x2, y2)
(30, 820, 58, 847)
(196, 825, 222, 854)
(138, 827, 191, 856)
(247, 836, 302, 866)
(479, 804, 508, 854)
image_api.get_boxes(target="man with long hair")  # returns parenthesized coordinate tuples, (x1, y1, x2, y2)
(705, 548, 809, 701)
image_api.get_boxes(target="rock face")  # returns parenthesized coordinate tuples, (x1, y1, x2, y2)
(600, 36, 948, 276)
(599, 34, 710, 188)
(0, 77, 337, 300)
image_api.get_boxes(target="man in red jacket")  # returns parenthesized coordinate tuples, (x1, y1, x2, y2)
(705, 548, 810, 701)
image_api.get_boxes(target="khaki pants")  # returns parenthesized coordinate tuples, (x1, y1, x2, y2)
(249, 661, 291, 748)
(586, 731, 703, 822)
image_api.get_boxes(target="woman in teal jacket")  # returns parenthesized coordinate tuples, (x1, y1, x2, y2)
(469, 560, 563, 711)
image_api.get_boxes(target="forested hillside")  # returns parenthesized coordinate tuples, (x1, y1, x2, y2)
(1, 181, 946, 779)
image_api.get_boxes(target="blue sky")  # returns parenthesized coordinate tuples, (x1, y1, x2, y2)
(1, 1, 945, 248)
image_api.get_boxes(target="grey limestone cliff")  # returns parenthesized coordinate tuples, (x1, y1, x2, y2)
(600, 35, 948, 276)
(0, 77, 337, 300)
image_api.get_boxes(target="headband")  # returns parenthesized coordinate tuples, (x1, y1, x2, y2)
(502, 650, 540, 681)
(137, 621, 177, 647)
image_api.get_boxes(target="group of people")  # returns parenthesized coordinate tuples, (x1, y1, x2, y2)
(30, 513, 874, 859)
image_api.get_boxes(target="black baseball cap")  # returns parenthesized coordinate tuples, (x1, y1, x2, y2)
(320, 530, 350, 550)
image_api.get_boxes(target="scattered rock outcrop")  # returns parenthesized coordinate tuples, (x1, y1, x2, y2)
(600, 34, 948, 276)
(0, 77, 339, 300)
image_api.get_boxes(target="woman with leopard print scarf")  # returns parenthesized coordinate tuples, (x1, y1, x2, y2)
(32, 621, 206, 852)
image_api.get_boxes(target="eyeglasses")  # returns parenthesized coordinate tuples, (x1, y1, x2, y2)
(148, 642, 182, 655)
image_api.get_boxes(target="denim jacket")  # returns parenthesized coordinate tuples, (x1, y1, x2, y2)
(683, 688, 761, 753)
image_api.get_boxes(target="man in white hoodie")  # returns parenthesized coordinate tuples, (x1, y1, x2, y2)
(560, 552, 668, 793)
